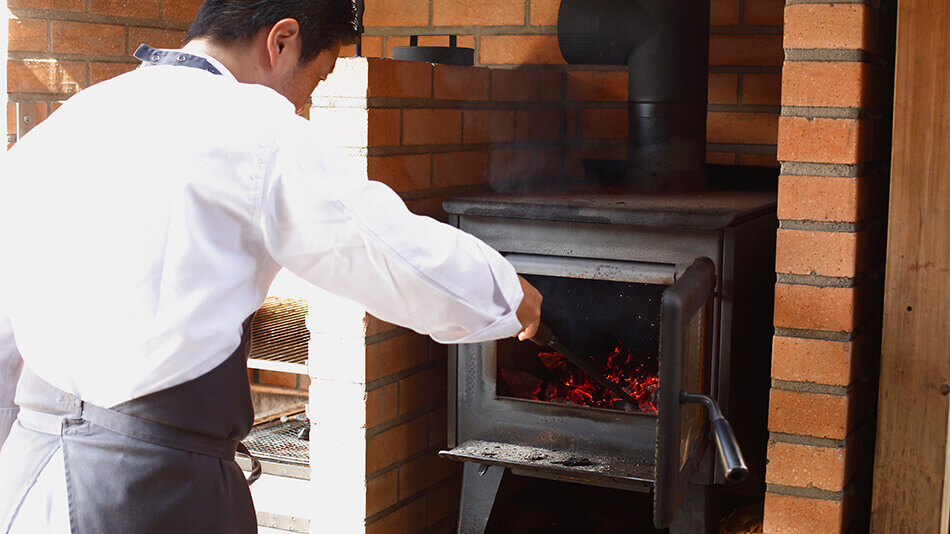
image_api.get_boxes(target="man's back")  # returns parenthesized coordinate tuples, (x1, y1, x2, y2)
(1, 63, 295, 407)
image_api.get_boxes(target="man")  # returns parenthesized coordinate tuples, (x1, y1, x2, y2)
(0, 0, 542, 531)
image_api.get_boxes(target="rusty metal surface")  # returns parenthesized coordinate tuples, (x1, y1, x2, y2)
(248, 297, 309, 371)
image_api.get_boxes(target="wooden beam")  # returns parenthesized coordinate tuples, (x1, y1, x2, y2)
(871, 0, 950, 531)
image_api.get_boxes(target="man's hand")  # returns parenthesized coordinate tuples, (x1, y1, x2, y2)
(515, 276, 542, 341)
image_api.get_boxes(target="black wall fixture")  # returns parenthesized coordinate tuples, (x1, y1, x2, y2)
(558, 0, 711, 192)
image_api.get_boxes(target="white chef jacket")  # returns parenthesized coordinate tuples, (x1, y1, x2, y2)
(0, 47, 523, 530)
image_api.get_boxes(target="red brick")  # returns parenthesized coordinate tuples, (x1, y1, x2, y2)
(366, 497, 426, 534)
(366, 333, 430, 383)
(368, 59, 432, 99)
(385, 35, 410, 59)
(745, 0, 784, 26)
(432, 151, 489, 189)
(364, 0, 429, 27)
(258, 370, 297, 388)
(366, 469, 398, 517)
(480, 35, 564, 65)
(8, 59, 86, 94)
(398, 452, 457, 499)
(9, 0, 83, 10)
(763, 494, 844, 534)
(368, 108, 401, 147)
(777, 117, 872, 165)
(774, 283, 858, 332)
(530, 0, 560, 26)
(427, 476, 461, 525)
(162, 0, 203, 23)
(128, 27, 186, 51)
(516, 109, 562, 141)
(566, 70, 627, 101)
(463, 110, 515, 144)
(433, 0, 524, 26)
(52, 21, 126, 56)
(782, 62, 872, 109)
(365, 314, 399, 337)
(582, 108, 627, 140)
(366, 416, 428, 473)
(402, 109, 462, 146)
(434, 64, 491, 101)
(9, 18, 47, 53)
(708, 73, 738, 105)
(766, 442, 847, 491)
(367, 382, 398, 428)
(771, 336, 855, 387)
(406, 198, 449, 222)
(742, 73, 781, 106)
(778, 175, 866, 223)
(490, 147, 561, 181)
(492, 69, 541, 101)
(368, 154, 431, 193)
(90, 62, 137, 85)
(739, 153, 779, 167)
(784, 4, 876, 52)
(776, 229, 861, 278)
(399, 365, 445, 416)
(540, 70, 563, 101)
(711, 0, 740, 25)
(710, 34, 783, 66)
(90, 0, 160, 18)
(768, 389, 848, 439)
(707, 112, 778, 145)
(707, 152, 737, 165)
(341, 36, 384, 58)
(429, 407, 448, 447)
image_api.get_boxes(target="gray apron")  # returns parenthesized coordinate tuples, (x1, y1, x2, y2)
(0, 46, 262, 533)
(0, 316, 261, 533)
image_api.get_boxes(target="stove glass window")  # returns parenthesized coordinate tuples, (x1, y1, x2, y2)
(496, 273, 665, 414)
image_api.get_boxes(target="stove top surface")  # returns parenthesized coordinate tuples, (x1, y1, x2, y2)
(443, 190, 776, 229)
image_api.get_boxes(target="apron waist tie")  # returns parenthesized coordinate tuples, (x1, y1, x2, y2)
(17, 367, 262, 485)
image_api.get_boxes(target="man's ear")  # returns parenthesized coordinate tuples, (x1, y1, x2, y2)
(265, 18, 302, 69)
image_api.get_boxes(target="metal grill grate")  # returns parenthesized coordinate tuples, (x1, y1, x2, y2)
(243, 417, 309, 466)
(248, 296, 310, 373)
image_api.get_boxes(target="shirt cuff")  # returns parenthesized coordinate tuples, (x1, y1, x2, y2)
(431, 310, 524, 345)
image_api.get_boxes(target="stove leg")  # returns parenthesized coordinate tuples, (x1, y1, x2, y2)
(668, 483, 718, 534)
(457, 463, 504, 534)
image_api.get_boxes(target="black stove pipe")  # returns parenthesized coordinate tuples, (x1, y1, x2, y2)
(558, 0, 711, 192)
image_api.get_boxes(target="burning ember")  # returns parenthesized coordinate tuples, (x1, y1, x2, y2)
(499, 343, 658, 414)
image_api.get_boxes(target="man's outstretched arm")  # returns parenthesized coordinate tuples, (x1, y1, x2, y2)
(259, 122, 541, 344)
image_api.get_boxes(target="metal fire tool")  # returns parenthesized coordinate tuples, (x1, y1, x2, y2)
(530, 322, 640, 409)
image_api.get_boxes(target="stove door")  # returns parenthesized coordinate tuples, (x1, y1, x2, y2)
(653, 257, 716, 529)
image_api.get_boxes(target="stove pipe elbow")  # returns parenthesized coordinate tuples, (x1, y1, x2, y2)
(558, 0, 711, 192)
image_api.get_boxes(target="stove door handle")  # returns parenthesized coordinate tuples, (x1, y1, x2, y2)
(680, 392, 748, 484)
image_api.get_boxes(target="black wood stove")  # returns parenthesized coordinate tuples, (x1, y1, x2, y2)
(440, 192, 776, 532)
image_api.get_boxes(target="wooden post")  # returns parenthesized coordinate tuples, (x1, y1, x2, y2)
(870, 0, 950, 531)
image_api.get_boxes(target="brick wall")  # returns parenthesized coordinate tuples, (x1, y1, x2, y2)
(763, 2, 895, 533)
(6, 0, 200, 145)
(352, 0, 785, 169)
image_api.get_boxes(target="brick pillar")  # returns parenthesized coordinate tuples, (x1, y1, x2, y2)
(764, 2, 895, 533)
(306, 56, 567, 532)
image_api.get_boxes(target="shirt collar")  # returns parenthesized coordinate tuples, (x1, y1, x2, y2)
(179, 43, 239, 83)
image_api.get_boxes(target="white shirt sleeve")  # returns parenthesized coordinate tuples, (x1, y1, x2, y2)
(258, 121, 524, 344)
(0, 311, 23, 448)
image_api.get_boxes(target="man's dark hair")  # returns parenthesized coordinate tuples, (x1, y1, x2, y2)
(185, 0, 359, 63)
